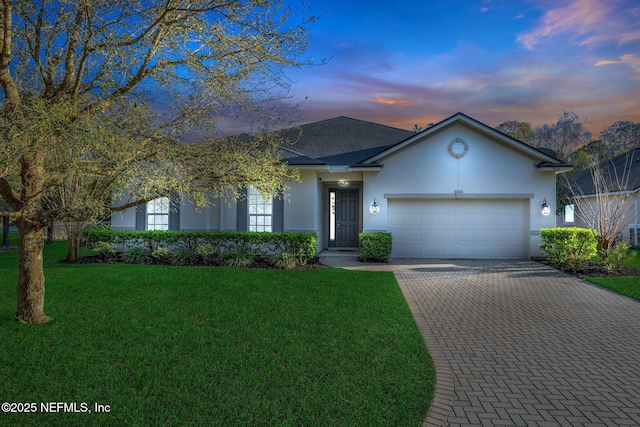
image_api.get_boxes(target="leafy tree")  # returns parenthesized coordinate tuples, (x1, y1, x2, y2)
(0, 0, 312, 324)
(532, 111, 592, 160)
(600, 120, 640, 157)
(495, 120, 534, 145)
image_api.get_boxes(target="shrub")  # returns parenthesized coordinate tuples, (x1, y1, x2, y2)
(220, 250, 254, 268)
(92, 241, 117, 260)
(540, 227, 598, 270)
(600, 240, 630, 271)
(359, 232, 393, 262)
(170, 247, 199, 266)
(152, 247, 171, 264)
(271, 251, 299, 270)
(122, 247, 152, 265)
(196, 244, 219, 266)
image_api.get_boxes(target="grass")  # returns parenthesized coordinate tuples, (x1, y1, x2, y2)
(0, 236, 435, 426)
(586, 248, 640, 302)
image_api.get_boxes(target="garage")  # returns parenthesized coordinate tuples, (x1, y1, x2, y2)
(388, 199, 529, 259)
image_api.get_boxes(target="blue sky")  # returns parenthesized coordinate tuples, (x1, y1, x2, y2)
(280, 0, 640, 133)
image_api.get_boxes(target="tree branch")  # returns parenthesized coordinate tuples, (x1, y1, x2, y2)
(0, 177, 19, 210)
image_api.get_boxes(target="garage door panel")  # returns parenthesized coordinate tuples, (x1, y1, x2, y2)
(389, 199, 528, 259)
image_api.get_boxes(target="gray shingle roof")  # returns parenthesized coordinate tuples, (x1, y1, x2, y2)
(279, 116, 414, 166)
(570, 148, 640, 195)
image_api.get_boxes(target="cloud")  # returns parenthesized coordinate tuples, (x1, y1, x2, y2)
(595, 54, 640, 78)
(517, 0, 640, 49)
(375, 96, 413, 106)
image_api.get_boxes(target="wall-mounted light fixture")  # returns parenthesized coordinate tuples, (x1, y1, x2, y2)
(370, 198, 380, 214)
(541, 198, 551, 216)
(338, 180, 348, 186)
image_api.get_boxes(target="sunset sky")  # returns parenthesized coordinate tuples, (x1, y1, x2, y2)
(281, 0, 640, 134)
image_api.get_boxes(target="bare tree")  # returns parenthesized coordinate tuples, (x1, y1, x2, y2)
(533, 111, 592, 160)
(600, 121, 640, 157)
(0, 0, 312, 324)
(570, 150, 639, 250)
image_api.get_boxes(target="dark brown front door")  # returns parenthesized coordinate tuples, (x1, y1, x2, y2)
(335, 188, 359, 247)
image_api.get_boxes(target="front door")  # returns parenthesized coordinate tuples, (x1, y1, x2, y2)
(331, 188, 359, 248)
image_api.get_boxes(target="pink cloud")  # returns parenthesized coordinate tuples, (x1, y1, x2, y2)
(595, 54, 640, 78)
(517, 0, 639, 49)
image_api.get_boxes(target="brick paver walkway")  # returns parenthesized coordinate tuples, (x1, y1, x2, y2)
(318, 256, 640, 427)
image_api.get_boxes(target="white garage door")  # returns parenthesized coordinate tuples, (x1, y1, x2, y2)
(388, 199, 528, 259)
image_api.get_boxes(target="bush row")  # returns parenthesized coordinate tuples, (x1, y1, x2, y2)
(540, 227, 629, 270)
(92, 241, 313, 269)
(84, 229, 318, 265)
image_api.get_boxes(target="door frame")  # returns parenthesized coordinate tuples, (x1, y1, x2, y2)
(327, 186, 362, 248)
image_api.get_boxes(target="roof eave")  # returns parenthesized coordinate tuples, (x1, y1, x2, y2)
(536, 163, 573, 173)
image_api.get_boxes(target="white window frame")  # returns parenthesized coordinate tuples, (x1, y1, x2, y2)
(147, 197, 170, 230)
(248, 186, 273, 232)
(564, 203, 575, 224)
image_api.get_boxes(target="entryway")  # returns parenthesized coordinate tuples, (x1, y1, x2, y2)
(328, 188, 359, 248)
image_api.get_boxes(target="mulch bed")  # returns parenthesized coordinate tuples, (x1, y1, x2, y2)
(62, 254, 327, 270)
(536, 259, 640, 279)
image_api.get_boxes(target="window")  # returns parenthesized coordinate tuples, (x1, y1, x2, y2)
(147, 197, 170, 230)
(564, 203, 575, 224)
(248, 186, 272, 232)
(329, 190, 336, 241)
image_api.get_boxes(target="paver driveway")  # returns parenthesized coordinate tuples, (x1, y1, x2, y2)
(319, 256, 640, 427)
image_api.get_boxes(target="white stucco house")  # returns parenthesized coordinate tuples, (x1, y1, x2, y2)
(112, 112, 572, 259)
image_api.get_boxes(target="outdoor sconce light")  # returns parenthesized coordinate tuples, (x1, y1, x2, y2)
(541, 198, 551, 216)
(370, 198, 380, 214)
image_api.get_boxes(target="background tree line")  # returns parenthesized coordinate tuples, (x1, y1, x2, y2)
(495, 112, 640, 251)
(495, 111, 640, 168)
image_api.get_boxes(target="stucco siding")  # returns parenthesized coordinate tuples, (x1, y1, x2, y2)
(363, 124, 557, 258)
(178, 195, 220, 231)
(284, 170, 318, 232)
(575, 193, 640, 246)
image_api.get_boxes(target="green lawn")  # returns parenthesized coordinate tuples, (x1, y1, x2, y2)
(586, 248, 640, 302)
(0, 238, 435, 426)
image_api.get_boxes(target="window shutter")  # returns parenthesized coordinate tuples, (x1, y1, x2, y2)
(272, 192, 284, 232)
(135, 203, 147, 230)
(169, 193, 180, 231)
(236, 188, 248, 231)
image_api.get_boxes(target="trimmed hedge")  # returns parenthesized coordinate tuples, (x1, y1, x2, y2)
(83, 229, 318, 263)
(540, 227, 598, 269)
(359, 232, 393, 262)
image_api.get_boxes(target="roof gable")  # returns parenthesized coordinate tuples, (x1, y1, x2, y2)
(362, 112, 570, 168)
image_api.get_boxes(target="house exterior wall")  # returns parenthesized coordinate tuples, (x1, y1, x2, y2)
(283, 170, 318, 233)
(362, 124, 558, 257)
(111, 207, 137, 230)
(111, 193, 137, 230)
(574, 192, 640, 247)
(179, 195, 219, 231)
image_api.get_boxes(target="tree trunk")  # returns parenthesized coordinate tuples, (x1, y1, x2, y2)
(2, 215, 9, 246)
(14, 225, 52, 323)
(13, 152, 52, 324)
(65, 222, 84, 262)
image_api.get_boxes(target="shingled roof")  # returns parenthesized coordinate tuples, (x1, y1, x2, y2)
(570, 148, 640, 196)
(278, 116, 414, 166)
